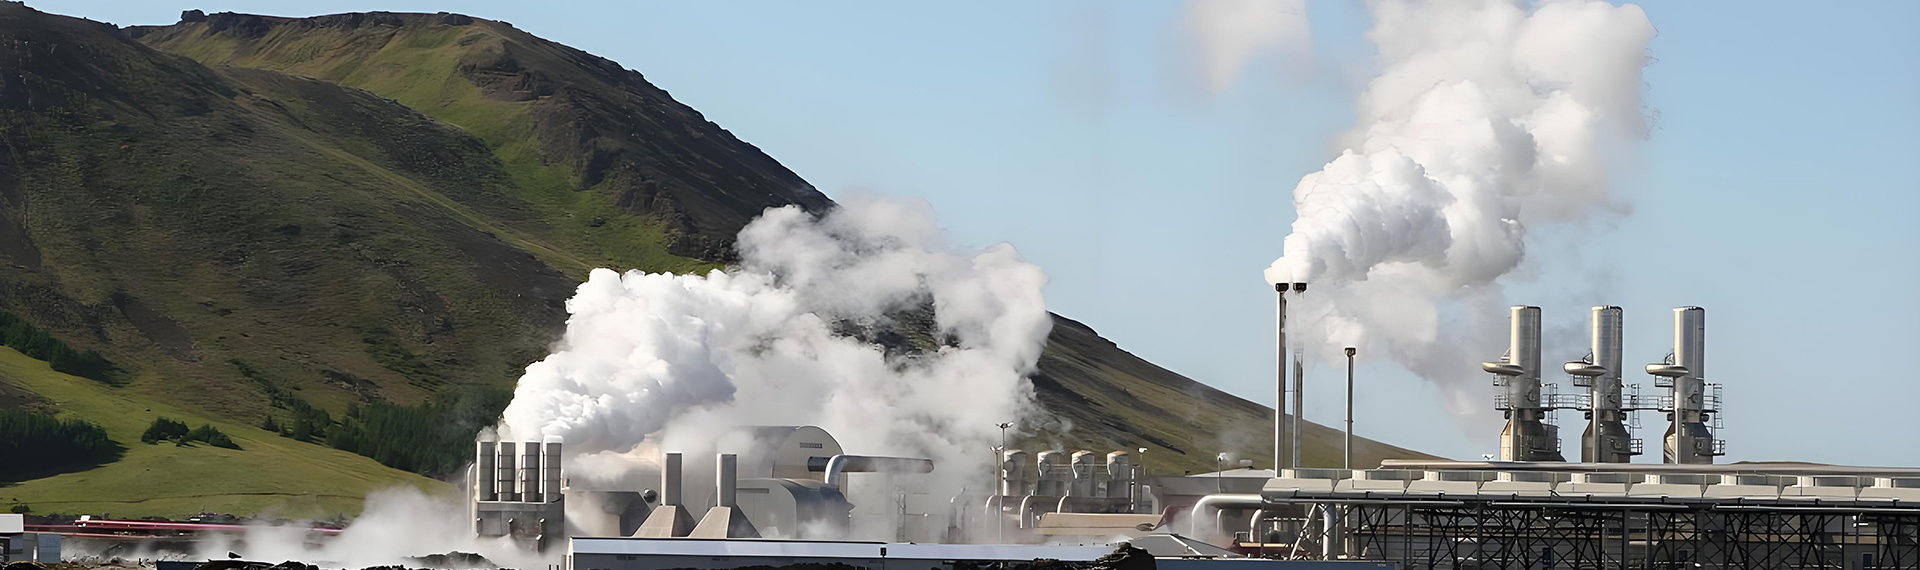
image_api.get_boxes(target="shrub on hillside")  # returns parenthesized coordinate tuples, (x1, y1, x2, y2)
(187, 423, 240, 450)
(141, 417, 190, 443)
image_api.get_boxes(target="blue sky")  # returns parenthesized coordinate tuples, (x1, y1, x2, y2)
(38, 1, 1920, 465)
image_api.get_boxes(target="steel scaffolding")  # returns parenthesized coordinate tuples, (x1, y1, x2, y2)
(1262, 497, 1920, 569)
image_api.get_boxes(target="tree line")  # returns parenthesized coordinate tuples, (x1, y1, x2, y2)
(141, 416, 240, 449)
(0, 409, 118, 481)
(326, 387, 511, 477)
(0, 309, 113, 383)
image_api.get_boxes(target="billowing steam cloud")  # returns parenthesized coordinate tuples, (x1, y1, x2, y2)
(498, 196, 1050, 494)
(1265, 0, 1655, 409)
(1183, 0, 1313, 92)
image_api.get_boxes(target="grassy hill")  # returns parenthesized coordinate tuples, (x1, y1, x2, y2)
(0, 346, 443, 518)
(0, 4, 1431, 518)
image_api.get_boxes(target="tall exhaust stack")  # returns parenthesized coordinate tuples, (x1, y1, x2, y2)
(521, 440, 542, 503)
(1483, 306, 1564, 462)
(1649, 307, 1719, 464)
(476, 440, 497, 502)
(1291, 354, 1304, 469)
(543, 437, 563, 503)
(496, 442, 520, 502)
(1566, 306, 1637, 463)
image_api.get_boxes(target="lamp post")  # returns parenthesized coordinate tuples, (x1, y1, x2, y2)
(1216, 453, 1227, 493)
(1344, 347, 1356, 470)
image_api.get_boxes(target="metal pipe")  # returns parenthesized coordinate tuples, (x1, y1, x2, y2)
(1344, 347, 1356, 470)
(1292, 355, 1304, 469)
(717, 454, 738, 509)
(1275, 283, 1288, 473)
(824, 454, 936, 489)
(1189, 493, 1265, 544)
(476, 440, 497, 502)
(522, 440, 542, 503)
(661, 452, 683, 507)
(496, 442, 519, 502)
(543, 437, 562, 504)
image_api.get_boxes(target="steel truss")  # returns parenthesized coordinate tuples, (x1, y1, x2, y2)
(1277, 498, 1920, 569)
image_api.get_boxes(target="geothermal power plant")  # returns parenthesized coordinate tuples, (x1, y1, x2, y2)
(431, 302, 1920, 570)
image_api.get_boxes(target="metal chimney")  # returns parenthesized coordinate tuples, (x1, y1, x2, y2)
(476, 440, 497, 501)
(1483, 306, 1564, 462)
(716, 454, 739, 509)
(521, 440, 542, 503)
(543, 437, 563, 504)
(1568, 306, 1638, 463)
(1035, 451, 1066, 496)
(1000, 450, 1028, 496)
(1650, 307, 1719, 464)
(1291, 354, 1304, 469)
(496, 442, 520, 502)
(662, 452, 684, 507)
(1104, 451, 1133, 501)
(1069, 451, 1097, 497)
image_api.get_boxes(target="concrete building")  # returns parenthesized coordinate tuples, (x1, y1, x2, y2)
(0, 514, 61, 563)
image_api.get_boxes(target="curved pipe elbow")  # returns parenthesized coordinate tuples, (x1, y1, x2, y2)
(1189, 493, 1265, 544)
(824, 454, 936, 488)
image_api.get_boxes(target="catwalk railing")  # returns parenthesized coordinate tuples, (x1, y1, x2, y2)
(1285, 497, 1920, 570)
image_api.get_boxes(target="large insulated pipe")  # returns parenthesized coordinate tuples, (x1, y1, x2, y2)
(1651, 307, 1715, 464)
(823, 454, 936, 489)
(1000, 450, 1029, 496)
(1069, 451, 1097, 497)
(476, 440, 497, 502)
(543, 437, 563, 504)
(522, 440, 542, 503)
(1483, 306, 1563, 462)
(661, 452, 684, 507)
(496, 442, 519, 502)
(717, 454, 738, 508)
(1189, 493, 1265, 544)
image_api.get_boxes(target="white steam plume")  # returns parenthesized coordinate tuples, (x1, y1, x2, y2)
(498, 195, 1050, 500)
(1265, 0, 1655, 410)
(1183, 0, 1313, 92)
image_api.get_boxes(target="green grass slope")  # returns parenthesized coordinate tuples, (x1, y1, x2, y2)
(0, 347, 443, 518)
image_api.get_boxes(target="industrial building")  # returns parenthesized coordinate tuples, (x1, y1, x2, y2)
(505, 302, 1919, 570)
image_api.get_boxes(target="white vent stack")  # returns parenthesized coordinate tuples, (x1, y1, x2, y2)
(476, 441, 497, 501)
(1000, 450, 1029, 496)
(1069, 451, 1098, 497)
(1291, 354, 1304, 469)
(521, 441, 542, 503)
(496, 442, 519, 502)
(1483, 306, 1564, 462)
(662, 452, 684, 507)
(716, 453, 738, 509)
(542, 436, 562, 503)
(1566, 306, 1638, 463)
(634, 452, 693, 538)
(1035, 451, 1067, 496)
(1649, 306, 1722, 464)
(1103, 451, 1133, 500)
